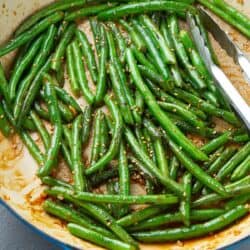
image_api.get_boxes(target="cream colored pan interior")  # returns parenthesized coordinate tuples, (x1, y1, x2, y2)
(0, 0, 249, 249)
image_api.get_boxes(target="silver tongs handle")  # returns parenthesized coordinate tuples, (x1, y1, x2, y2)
(211, 65, 250, 130)
(237, 48, 250, 84)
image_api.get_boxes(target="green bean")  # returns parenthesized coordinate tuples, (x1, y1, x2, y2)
(0, 63, 10, 104)
(132, 205, 248, 242)
(131, 46, 156, 72)
(41, 176, 73, 189)
(135, 90, 144, 119)
(139, 15, 176, 65)
(46, 186, 138, 247)
(82, 105, 92, 145)
(180, 173, 192, 226)
(2, 101, 43, 161)
(109, 23, 127, 64)
(98, 1, 191, 20)
(0, 105, 12, 137)
(154, 138, 169, 178)
(145, 128, 158, 164)
(11, 42, 31, 73)
(150, 12, 161, 27)
(61, 141, 74, 171)
(146, 180, 156, 195)
(146, 79, 207, 120)
(44, 200, 115, 239)
(21, 117, 36, 131)
(90, 110, 103, 165)
(72, 115, 88, 192)
(179, 29, 220, 103)
(204, 146, 231, 174)
(90, 165, 136, 188)
(138, 65, 167, 90)
(21, 131, 44, 166)
(197, 0, 250, 38)
(76, 191, 178, 205)
(167, 112, 215, 138)
(55, 60, 65, 86)
(99, 114, 109, 158)
(132, 19, 172, 86)
(68, 223, 136, 250)
(66, 44, 80, 95)
(231, 155, 250, 182)
(40, 88, 75, 123)
(107, 180, 119, 218)
(107, 30, 138, 124)
(106, 28, 117, 60)
(192, 11, 219, 65)
(43, 71, 60, 86)
(225, 194, 250, 210)
(193, 183, 250, 208)
(159, 102, 206, 135)
(128, 154, 156, 183)
(0, 12, 63, 57)
(216, 142, 250, 181)
(95, 25, 108, 105)
(51, 23, 75, 72)
(58, 101, 75, 123)
(14, 25, 57, 122)
(90, 18, 101, 55)
(2, 99, 19, 127)
(169, 156, 180, 180)
(71, 40, 95, 104)
(118, 142, 130, 216)
(86, 96, 123, 175)
(76, 29, 98, 84)
(172, 88, 239, 125)
(109, 63, 134, 125)
(193, 147, 236, 194)
(126, 48, 208, 162)
(38, 82, 62, 177)
(201, 131, 232, 155)
(227, 175, 250, 189)
(193, 176, 250, 207)
(214, 0, 250, 29)
(54, 86, 81, 112)
(65, 3, 117, 21)
(56, 21, 68, 40)
(125, 127, 184, 197)
(142, 118, 161, 140)
(30, 111, 50, 149)
(17, 55, 52, 126)
(134, 127, 148, 154)
(129, 209, 226, 231)
(232, 127, 247, 136)
(179, 29, 210, 76)
(170, 65, 184, 88)
(119, 20, 146, 52)
(9, 35, 44, 101)
(117, 206, 166, 228)
(160, 18, 174, 49)
(167, 136, 227, 196)
(233, 133, 250, 143)
(62, 125, 72, 151)
(34, 102, 49, 121)
(14, 0, 86, 36)
(203, 91, 220, 107)
(168, 15, 207, 90)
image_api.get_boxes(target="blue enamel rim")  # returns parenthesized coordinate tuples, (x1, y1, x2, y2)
(0, 198, 249, 250)
(0, 199, 75, 250)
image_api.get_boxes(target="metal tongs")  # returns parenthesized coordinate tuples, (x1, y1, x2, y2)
(187, 8, 250, 131)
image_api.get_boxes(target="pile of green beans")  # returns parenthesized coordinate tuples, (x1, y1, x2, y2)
(0, 1, 249, 249)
